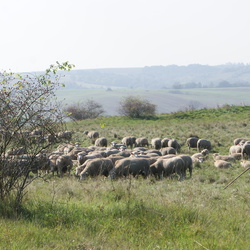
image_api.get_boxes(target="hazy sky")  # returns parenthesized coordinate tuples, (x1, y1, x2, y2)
(1, 0, 250, 72)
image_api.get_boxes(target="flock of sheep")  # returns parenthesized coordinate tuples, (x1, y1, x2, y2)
(4, 129, 250, 181)
(50, 131, 250, 180)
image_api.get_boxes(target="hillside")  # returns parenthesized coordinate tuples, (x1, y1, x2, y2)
(56, 87, 250, 116)
(61, 63, 250, 89)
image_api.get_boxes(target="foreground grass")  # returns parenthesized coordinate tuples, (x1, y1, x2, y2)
(1, 105, 250, 249)
(1, 166, 249, 249)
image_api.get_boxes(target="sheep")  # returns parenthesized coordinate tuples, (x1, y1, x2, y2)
(132, 147, 148, 153)
(191, 152, 206, 168)
(160, 147, 177, 156)
(135, 137, 149, 147)
(168, 139, 181, 152)
(234, 138, 250, 145)
(214, 160, 232, 169)
(241, 142, 250, 160)
(143, 149, 162, 156)
(161, 138, 170, 148)
(30, 129, 42, 136)
(191, 149, 209, 160)
(230, 153, 242, 160)
(79, 158, 114, 180)
(130, 152, 158, 165)
(34, 153, 51, 174)
(57, 131, 72, 142)
(50, 155, 73, 176)
(94, 137, 108, 147)
(83, 130, 99, 144)
(121, 136, 136, 149)
(109, 158, 150, 179)
(114, 150, 132, 157)
(197, 139, 211, 152)
(67, 147, 89, 160)
(110, 141, 127, 150)
(201, 149, 210, 157)
(75, 159, 93, 176)
(159, 154, 177, 160)
(104, 149, 120, 157)
(151, 138, 162, 150)
(186, 137, 199, 150)
(178, 154, 193, 177)
(191, 156, 204, 168)
(240, 160, 250, 168)
(229, 145, 242, 155)
(107, 155, 125, 165)
(77, 152, 103, 166)
(150, 156, 185, 181)
(5, 147, 27, 158)
(46, 133, 57, 143)
(213, 153, 236, 163)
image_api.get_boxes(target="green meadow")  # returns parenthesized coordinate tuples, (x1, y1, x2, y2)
(1, 105, 250, 249)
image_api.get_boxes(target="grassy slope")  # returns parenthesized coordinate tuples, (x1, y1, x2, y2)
(0, 106, 250, 249)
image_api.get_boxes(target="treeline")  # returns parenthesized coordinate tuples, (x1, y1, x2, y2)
(60, 63, 250, 89)
(172, 80, 250, 89)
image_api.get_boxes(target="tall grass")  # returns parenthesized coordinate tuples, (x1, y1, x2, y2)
(0, 105, 250, 249)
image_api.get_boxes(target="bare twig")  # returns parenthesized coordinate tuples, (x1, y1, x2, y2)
(194, 240, 209, 250)
(224, 167, 250, 189)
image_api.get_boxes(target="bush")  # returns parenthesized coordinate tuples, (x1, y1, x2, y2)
(0, 61, 74, 211)
(118, 96, 156, 118)
(64, 100, 105, 121)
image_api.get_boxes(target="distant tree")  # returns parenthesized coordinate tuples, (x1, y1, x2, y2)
(172, 82, 182, 89)
(217, 81, 231, 88)
(64, 100, 104, 120)
(118, 96, 156, 118)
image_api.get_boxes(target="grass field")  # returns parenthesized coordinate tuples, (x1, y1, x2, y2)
(0, 105, 250, 249)
(56, 87, 250, 115)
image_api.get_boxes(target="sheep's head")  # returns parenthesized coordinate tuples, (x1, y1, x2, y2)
(80, 171, 89, 180)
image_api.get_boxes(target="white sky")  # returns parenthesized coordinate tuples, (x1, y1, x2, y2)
(1, 0, 250, 72)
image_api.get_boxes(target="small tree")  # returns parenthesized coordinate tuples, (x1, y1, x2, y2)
(118, 96, 156, 118)
(0, 61, 74, 212)
(64, 100, 104, 121)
